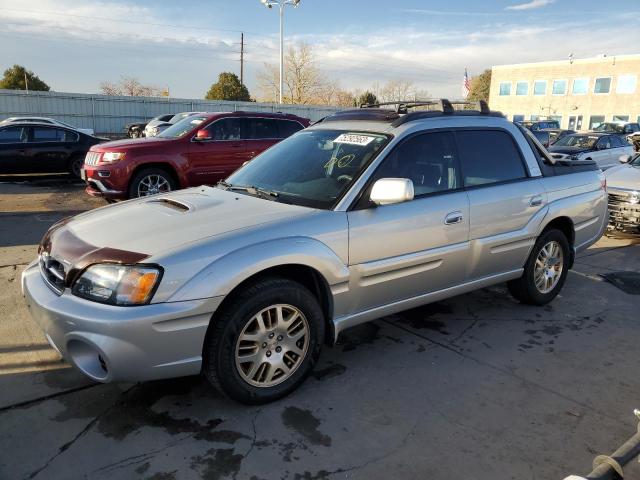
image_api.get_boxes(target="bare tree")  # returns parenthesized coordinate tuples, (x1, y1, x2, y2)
(99, 77, 161, 97)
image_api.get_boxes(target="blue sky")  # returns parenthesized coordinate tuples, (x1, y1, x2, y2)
(1, 0, 639, 100)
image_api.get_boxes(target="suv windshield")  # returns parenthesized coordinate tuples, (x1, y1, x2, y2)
(593, 123, 624, 133)
(157, 115, 207, 139)
(224, 129, 390, 209)
(554, 135, 599, 149)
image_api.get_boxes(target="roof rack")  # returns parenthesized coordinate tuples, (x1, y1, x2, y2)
(360, 99, 490, 115)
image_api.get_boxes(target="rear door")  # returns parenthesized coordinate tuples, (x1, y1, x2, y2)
(28, 127, 77, 173)
(594, 136, 617, 170)
(456, 129, 547, 280)
(347, 131, 470, 313)
(186, 117, 246, 185)
(244, 118, 282, 161)
(0, 126, 28, 173)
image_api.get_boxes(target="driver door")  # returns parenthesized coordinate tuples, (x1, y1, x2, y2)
(346, 131, 470, 314)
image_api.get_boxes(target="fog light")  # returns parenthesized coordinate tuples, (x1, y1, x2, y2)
(98, 170, 111, 178)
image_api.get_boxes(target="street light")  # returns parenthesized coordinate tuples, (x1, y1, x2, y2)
(260, 0, 301, 104)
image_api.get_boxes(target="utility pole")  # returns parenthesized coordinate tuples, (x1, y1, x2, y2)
(240, 32, 245, 86)
(24, 72, 29, 94)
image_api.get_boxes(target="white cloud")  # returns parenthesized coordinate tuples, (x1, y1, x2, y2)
(505, 0, 555, 11)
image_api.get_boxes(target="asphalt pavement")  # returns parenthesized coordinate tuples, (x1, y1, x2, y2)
(1, 175, 640, 480)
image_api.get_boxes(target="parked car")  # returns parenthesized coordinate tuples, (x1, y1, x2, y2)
(145, 112, 204, 137)
(0, 122, 107, 176)
(548, 132, 634, 170)
(82, 111, 310, 200)
(125, 122, 148, 139)
(141, 114, 175, 138)
(1, 116, 95, 136)
(518, 120, 561, 131)
(23, 99, 608, 404)
(532, 130, 551, 148)
(592, 122, 640, 135)
(545, 129, 575, 145)
(604, 153, 640, 233)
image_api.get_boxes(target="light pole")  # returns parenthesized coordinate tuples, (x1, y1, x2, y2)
(260, 0, 301, 104)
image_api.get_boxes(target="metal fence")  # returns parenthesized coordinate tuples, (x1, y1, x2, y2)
(0, 89, 342, 137)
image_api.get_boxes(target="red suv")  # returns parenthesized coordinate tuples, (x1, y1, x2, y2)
(82, 111, 310, 200)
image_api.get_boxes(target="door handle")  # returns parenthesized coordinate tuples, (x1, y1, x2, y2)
(444, 211, 463, 225)
(529, 195, 544, 207)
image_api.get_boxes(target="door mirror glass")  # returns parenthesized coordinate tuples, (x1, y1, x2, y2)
(619, 154, 632, 163)
(370, 178, 414, 206)
(194, 129, 211, 141)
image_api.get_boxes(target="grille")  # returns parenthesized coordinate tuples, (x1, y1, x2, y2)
(608, 190, 640, 228)
(39, 253, 66, 295)
(84, 151, 101, 166)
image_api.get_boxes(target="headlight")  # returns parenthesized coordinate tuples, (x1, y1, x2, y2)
(101, 152, 126, 164)
(72, 264, 162, 306)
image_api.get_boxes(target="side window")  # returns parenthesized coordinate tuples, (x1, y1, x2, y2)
(597, 137, 611, 150)
(372, 132, 460, 197)
(277, 120, 304, 138)
(456, 130, 527, 187)
(0, 126, 27, 143)
(206, 118, 242, 141)
(32, 128, 66, 142)
(611, 136, 624, 148)
(247, 118, 279, 139)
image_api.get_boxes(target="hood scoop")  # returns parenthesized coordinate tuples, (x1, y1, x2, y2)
(146, 197, 192, 212)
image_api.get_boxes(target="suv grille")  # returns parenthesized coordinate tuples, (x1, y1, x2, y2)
(84, 152, 101, 166)
(608, 190, 640, 228)
(39, 253, 66, 295)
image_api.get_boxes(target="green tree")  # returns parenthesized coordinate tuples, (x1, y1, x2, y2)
(0, 65, 50, 91)
(467, 69, 491, 102)
(356, 91, 378, 106)
(205, 72, 251, 101)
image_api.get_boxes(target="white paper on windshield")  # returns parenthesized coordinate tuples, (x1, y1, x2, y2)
(333, 133, 376, 146)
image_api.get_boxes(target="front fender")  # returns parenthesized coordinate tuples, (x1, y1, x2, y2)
(167, 236, 350, 302)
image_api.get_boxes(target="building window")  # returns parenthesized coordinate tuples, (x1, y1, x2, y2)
(513, 114, 525, 122)
(594, 77, 611, 94)
(533, 80, 546, 96)
(617, 75, 637, 94)
(552, 80, 567, 95)
(530, 114, 540, 121)
(589, 115, 605, 130)
(613, 115, 629, 122)
(499, 82, 511, 96)
(549, 115, 562, 126)
(516, 81, 528, 96)
(572, 78, 589, 95)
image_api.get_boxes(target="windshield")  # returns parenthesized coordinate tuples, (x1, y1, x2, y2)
(225, 129, 390, 209)
(157, 115, 207, 139)
(553, 135, 599, 149)
(630, 154, 640, 167)
(593, 123, 624, 133)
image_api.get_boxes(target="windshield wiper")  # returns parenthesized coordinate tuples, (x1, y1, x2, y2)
(217, 181, 280, 200)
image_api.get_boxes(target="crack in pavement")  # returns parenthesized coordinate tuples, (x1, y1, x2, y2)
(0, 262, 29, 269)
(242, 409, 261, 462)
(382, 318, 635, 430)
(26, 384, 138, 480)
(0, 383, 99, 413)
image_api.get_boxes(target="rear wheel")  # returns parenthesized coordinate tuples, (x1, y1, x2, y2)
(128, 167, 176, 198)
(68, 155, 84, 178)
(508, 229, 570, 305)
(203, 277, 324, 404)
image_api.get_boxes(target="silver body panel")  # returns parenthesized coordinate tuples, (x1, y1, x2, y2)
(22, 114, 608, 383)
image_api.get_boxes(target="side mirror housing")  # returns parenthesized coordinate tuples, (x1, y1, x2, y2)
(619, 154, 632, 163)
(194, 130, 211, 141)
(370, 178, 414, 206)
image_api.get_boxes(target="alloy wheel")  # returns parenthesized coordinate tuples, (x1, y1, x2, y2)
(534, 240, 564, 294)
(137, 174, 171, 197)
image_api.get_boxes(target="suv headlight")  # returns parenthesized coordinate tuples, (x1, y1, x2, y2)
(72, 264, 162, 306)
(101, 152, 126, 164)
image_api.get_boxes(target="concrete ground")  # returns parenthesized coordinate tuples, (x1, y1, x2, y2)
(1, 175, 640, 480)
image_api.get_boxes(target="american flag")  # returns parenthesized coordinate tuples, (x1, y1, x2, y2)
(462, 68, 470, 98)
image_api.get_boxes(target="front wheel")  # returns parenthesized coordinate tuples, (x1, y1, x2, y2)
(128, 167, 176, 198)
(203, 277, 324, 404)
(68, 155, 84, 178)
(508, 229, 571, 305)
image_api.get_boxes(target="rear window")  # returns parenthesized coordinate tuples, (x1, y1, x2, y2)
(32, 128, 78, 142)
(277, 120, 304, 138)
(246, 118, 279, 139)
(456, 130, 527, 187)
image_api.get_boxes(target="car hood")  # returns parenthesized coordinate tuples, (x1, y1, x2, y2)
(90, 137, 174, 151)
(547, 146, 593, 155)
(604, 164, 640, 190)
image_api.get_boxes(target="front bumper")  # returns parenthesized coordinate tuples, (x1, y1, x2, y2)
(83, 165, 128, 199)
(608, 189, 640, 232)
(21, 261, 223, 383)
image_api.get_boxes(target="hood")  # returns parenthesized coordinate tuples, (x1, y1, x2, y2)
(47, 187, 313, 261)
(548, 146, 593, 155)
(91, 137, 173, 151)
(604, 164, 640, 191)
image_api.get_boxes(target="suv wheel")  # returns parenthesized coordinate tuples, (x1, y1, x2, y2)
(508, 229, 570, 305)
(203, 277, 324, 404)
(68, 155, 84, 178)
(128, 168, 176, 198)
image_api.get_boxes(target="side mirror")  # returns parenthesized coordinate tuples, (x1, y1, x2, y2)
(370, 178, 414, 206)
(619, 154, 632, 163)
(194, 130, 211, 141)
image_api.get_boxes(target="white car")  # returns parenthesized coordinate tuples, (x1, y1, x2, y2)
(145, 112, 206, 137)
(0, 117, 95, 136)
(548, 133, 634, 171)
(604, 153, 640, 233)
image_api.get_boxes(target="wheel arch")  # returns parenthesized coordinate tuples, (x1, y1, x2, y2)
(128, 162, 182, 192)
(540, 215, 575, 266)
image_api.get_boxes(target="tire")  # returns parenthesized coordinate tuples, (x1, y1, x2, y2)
(128, 167, 176, 198)
(68, 155, 84, 178)
(203, 277, 325, 404)
(130, 130, 140, 139)
(508, 229, 571, 306)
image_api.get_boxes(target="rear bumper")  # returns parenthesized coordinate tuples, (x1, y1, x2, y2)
(22, 261, 223, 383)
